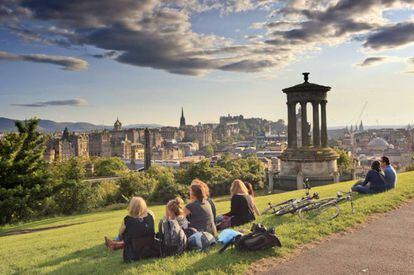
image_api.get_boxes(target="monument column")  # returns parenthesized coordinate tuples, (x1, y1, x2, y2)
(287, 102, 297, 148)
(312, 101, 320, 147)
(300, 101, 308, 146)
(320, 100, 328, 147)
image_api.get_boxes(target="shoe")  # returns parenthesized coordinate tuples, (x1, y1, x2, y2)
(104, 236, 114, 251)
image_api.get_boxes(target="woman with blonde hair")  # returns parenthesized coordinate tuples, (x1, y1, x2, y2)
(223, 179, 256, 227)
(105, 197, 158, 262)
(184, 181, 217, 236)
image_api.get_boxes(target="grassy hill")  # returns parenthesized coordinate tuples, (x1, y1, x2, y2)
(1, 172, 414, 274)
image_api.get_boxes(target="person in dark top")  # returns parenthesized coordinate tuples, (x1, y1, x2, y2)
(243, 182, 261, 217)
(184, 182, 217, 236)
(191, 179, 217, 220)
(352, 161, 386, 194)
(224, 179, 255, 226)
(104, 197, 158, 262)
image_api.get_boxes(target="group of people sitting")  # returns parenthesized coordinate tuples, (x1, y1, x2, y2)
(351, 156, 397, 194)
(104, 179, 259, 262)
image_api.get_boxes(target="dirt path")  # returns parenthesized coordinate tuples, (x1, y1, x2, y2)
(248, 201, 414, 274)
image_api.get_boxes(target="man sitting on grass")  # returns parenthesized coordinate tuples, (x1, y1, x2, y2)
(380, 156, 397, 190)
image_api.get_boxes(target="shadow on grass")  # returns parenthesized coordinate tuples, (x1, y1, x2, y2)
(0, 222, 87, 237)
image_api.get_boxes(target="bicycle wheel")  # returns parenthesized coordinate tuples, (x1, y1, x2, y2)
(262, 199, 294, 215)
(274, 204, 295, 216)
(298, 201, 340, 220)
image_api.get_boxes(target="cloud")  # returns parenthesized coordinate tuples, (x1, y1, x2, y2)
(12, 98, 88, 107)
(2, 0, 414, 76)
(357, 57, 387, 67)
(92, 50, 118, 59)
(364, 22, 414, 50)
(0, 51, 88, 70)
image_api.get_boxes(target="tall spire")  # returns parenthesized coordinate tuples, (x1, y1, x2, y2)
(180, 107, 186, 128)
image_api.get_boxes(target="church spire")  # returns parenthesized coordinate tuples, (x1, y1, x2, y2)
(180, 107, 186, 128)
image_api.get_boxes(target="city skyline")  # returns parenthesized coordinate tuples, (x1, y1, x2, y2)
(1, 1, 414, 126)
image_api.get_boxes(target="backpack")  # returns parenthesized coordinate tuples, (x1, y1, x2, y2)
(218, 223, 281, 253)
(187, 231, 217, 251)
(159, 219, 187, 257)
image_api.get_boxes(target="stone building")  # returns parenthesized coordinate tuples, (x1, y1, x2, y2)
(152, 146, 183, 160)
(131, 143, 145, 160)
(89, 130, 111, 157)
(183, 124, 213, 148)
(160, 126, 185, 141)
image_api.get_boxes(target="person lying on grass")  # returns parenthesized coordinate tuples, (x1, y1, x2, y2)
(104, 196, 155, 253)
(217, 179, 256, 230)
(184, 182, 217, 236)
(351, 160, 386, 194)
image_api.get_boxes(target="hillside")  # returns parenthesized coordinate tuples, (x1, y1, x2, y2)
(1, 172, 414, 274)
(0, 117, 163, 132)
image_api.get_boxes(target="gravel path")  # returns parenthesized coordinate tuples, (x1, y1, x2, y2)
(249, 201, 414, 275)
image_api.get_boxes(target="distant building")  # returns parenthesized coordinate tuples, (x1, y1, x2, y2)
(183, 124, 213, 147)
(114, 118, 122, 131)
(89, 131, 111, 157)
(180, 107, 186, 128)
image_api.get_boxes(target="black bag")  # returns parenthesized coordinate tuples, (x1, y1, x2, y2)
(123, 236, 161, 263)
(218, 223, 281, 253)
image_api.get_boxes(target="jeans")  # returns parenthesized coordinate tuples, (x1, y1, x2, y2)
(351, 183, 372, 194)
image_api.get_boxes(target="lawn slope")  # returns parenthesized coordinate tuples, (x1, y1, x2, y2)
(1, 172, 414, 274)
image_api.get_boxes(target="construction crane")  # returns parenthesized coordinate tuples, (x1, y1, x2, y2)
(350, 101, 368, 129)
(357, 101, 368, 124)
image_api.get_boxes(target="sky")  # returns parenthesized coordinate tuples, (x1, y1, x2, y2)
(0, 0, 414, 127)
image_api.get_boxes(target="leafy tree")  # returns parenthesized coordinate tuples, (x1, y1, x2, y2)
(93, 157, 127, 177)
(202, 145, 214, 158)
(51, 158, 99, 214)
(0, 119, 52, 224)
(148, 165, 186, 202)
(335, 149, 353, 172)
(118, 172, 157, 200)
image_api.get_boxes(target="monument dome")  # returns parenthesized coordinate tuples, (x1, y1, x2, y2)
(368, 137, 390, 150)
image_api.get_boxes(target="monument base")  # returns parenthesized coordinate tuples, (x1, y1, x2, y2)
(276, 147, 339, 190)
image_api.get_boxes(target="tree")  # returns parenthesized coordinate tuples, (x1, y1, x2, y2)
(118, 172, 157, 200)
(0, 119, 52, 224)
(202, 145, 214, 158)
(93, 157, 127, 177)
(335, 149, 353, 172)
(51, 158, 99, 214)
(147, 165, 186, 202)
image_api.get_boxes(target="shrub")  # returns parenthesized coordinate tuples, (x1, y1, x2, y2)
(150, 178, 187, 203)
(93, 157, 128, 177)
(96, 180, 120, 206)
(405, 164, 414, 172)
(118, 172, 157, 200)
(53, 180, 101, 214)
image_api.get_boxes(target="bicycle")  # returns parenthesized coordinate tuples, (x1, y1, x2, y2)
(262, 179, 319, 216)
(298, 190, 354, 220)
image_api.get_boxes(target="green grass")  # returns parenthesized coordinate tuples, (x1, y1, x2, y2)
(1, 172, 414, 275)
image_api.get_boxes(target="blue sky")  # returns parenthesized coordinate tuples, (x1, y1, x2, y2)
(0, 0, 414, 127)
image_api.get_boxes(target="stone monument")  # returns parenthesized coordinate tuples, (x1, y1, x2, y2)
(144, 128, 152, 170)
(278, 73, 338, 189)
